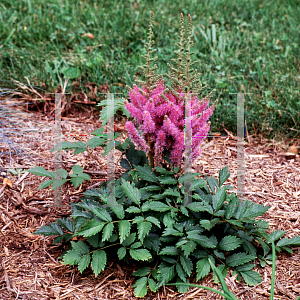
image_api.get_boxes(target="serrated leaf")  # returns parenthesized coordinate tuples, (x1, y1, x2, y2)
(134, 164, 158, 182)
(178, 172, 197, 183)
(276, 235, 300, 247)
(145, 216, 161, 228)
(143, 235, 161, 254)
(121, 179, 141, 205)
(269, 230, 286, 242)
(158, 175, 177, 185)
(131, 242, 142, 249)
(62, 250, 82, 265)
(225, 193, 238, 218)
(122, 233, 136, 247)
(206, 176, 218, 194)
(157, 265, 175, 286)
(70, 175, 90, 188)
(67, 141, 87, 154)
(28, 166, 54, 178)
(226, 253, 255, 267)
(51, 178, 67, 190)
(86, 137, 106, 148)
(110, 204, 125, 219)
(133, 277, 148, 298)
(161, 256, 177, 264)
(130, 248, 152, 261)
(91, 250, 107, 277)
(77, 220, 106, 237)
(189, 178, 207, 191)
(102, 223, 114, 242)
(138, 221, 152, 243)
(240, 270, 262, 286)
(117, 247, 126, 260)
(213, 249, 225, 260)
(148, 278, 157, 292)
(235, 263, 255, 272)
(92, 207, 112, 222)
(162, 212, 174, 228)
(33, 222, 64, 236)
(176, 263, 187, 281)
(180, 206, 189, 217)
(159, 246, 179, 256)
(154, 166, 173, 174)
(236, 200, 270, 219)
(83, 188, 106, 200)
(71, 241, 89, 254)
(57, 218, 74, 232)
(196, 258, 210, 280)
(132, 267, 151, 277)
(141, 201, 171, 212)
(50, 141, 78, 152)
(54, 168, 68, 179)
(126, 206, 141, 213)
(178, 240, 197, 257)
(151, 194, 168, 200)
(140, 185, 162, 192)
(91, 127, 105, 136)
(78, 254, 91, 273)
(119, 220, 131, 243)
(162, 188, 180, 197)
(86, 235, 100, 247)
(227, 219, 243, 227)
(212, 186, 227, 211)
(218, 236, 243, 251)
(186, 202, 213, 214)
(163, 227, 183, 237)
(176, 278, 190, 293)
(187, 232, 217, 248)
(180, 255, 193, 276)
(132, 216, 145, 224)
(200, 218, 220, 231)
(219, 165, 230, 187)
(38, 179, 54, 190)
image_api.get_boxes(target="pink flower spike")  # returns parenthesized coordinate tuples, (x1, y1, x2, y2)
(163, 116, 182, 140)
(154, 130, 166, 166)
(124, 101, 144, 124)
(125, 121, 149, 153)
(143, 111, 156, 133)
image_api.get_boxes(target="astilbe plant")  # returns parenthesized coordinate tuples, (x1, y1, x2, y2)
(124, 11, 216, 170)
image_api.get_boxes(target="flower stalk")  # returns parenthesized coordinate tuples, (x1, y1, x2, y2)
(125, 11, 217, 170)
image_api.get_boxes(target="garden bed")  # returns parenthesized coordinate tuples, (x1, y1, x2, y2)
(0, 107, 299, 300)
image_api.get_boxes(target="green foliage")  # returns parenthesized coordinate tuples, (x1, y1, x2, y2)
(33, 164, 300, 298)
(167, 241, 300, 300)
(28, 126, 138, 191)
(97, 98, 130, 127)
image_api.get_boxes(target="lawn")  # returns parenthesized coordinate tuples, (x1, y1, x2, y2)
(1, 0, 299, 140)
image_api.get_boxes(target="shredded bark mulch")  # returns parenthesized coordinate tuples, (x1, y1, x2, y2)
(0, 104, 299, 300)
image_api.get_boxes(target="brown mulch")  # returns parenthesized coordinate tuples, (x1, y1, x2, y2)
(0, 103, 299, 300)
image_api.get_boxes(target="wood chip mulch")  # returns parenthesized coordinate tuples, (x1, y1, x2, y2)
(0, 106, 299, 300)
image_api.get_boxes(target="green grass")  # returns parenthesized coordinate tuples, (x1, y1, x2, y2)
(1, 0, 299, 140)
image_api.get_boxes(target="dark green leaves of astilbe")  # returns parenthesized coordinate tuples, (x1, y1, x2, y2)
(33, 165, 300, 298)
